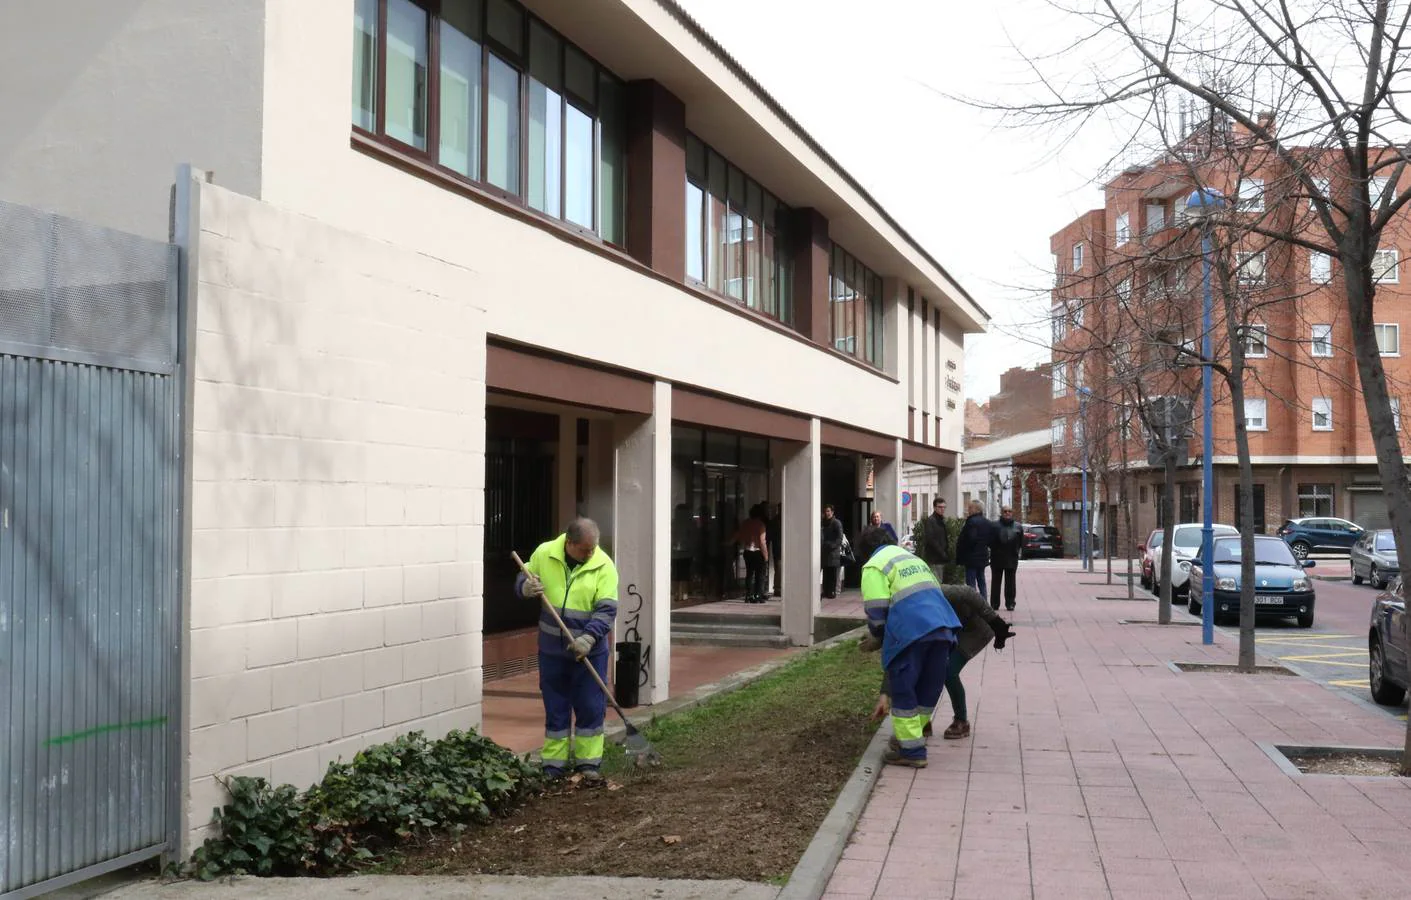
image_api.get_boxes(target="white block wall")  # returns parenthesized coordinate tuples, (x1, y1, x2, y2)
(184, 183, 487, 847)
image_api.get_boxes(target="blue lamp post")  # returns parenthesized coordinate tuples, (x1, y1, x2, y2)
(1185, 187, 1226, 646)
(1079, 386, 1093, 572)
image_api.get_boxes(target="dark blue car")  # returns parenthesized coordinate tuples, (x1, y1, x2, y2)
(1188, 534, 1317, 628)
(1277, 517, 1364, 559)
(1369, 577, 1408, 706)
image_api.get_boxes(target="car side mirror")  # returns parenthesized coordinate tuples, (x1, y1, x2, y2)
(1302, 560, 1317, 568)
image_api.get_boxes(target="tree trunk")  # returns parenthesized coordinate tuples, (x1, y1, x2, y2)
(1104, 476, 1114, 584)
(1159, 455, 1177, 625)
(1225, 362, 1259, 672)
(1122, 428, 1135, 600)
(1046, 487, 1055, 528)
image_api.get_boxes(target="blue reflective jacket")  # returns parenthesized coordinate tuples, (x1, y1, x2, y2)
(861, 545, 961, 667)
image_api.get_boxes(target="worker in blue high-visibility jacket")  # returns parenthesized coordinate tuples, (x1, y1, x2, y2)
(516, 517, 618, 785)
(856, 524, 962, 767)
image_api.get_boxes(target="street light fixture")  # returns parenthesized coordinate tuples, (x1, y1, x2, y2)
(1079, 385, 1093, 572)
(1185, 187, 1226, 647)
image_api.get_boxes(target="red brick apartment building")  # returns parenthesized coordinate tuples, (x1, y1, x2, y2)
(1050, 124, 1411, 551)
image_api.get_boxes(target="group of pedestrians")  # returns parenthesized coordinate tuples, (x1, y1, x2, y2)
(917, 498, 1025, 612)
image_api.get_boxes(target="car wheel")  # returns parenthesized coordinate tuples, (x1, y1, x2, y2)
(1371, 565, 1384, 589)
(1370, 640, 1407, 706)
(1296, 610, 1314, 628)
(1188, 592, 1201, 616)
(1290, 540, 1311, 559)
(1352, 562, 1363, 585)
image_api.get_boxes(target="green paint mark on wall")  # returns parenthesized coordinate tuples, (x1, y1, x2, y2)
(44, 716, 168, 747)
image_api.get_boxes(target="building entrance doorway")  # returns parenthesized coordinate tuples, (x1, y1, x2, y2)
(672, 426, 771, 605)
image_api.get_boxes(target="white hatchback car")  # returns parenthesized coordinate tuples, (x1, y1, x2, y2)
(1150, 522, 1239, 599)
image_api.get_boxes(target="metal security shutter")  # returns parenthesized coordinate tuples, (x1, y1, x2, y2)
(1349, 489, 1391, 530)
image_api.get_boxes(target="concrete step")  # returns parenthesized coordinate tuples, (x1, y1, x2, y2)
(670, 630, 792, 649)
(672, 621, 783, 636)
(674, 611, 781, 629)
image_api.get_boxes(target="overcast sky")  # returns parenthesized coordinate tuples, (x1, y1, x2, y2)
(674, 0, 1119, 402)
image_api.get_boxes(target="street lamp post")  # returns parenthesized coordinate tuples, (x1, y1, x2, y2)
(1079, 386, 1093, 572)
(1185, 187, 1226, 647)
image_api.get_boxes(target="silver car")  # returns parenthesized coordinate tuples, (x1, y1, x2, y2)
(1351, 528, 1400, 589)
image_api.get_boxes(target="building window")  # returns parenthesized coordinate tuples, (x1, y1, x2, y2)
(1179, 483, 1200, 523)
(1071, 301, 1084, 330)
(1236, 251, 1266, 285)
(1394, 398, 1402, 431)
(352, 0, 627, 243)
(1371, 176, 1392, 209)
(1376, 323, 1400, 356)
(1116, 278, 1132, 306)
(1310, 251, 1332, 284)
(1311, 324, 1333, 357)
(1312, 397, 1332, 431)
(829, 244, 884, 366)
(1115, 212, 1130, 246)
(1233, 483, 1267, 533)
(686, 134, 793, 324)
(1051, 305, 1066, 343)
(1310, 175, 1330, 209)
(1298, 483, 1334, 518)
(1052, 362, 1067, 397)
(1051, 417, 1065, 446)
(1374, 248, 1400, 283)
(1072, 242, 1085, 272)
(1243, 324, 1268, 358)
(1237, 178, 1265, 212)
(1145, 202, 1166, 235)
(1245, 397, 1268, 431)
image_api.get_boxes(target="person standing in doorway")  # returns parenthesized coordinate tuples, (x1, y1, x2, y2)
(870, 509, 899, 543)
(989, 506, 1023, 611)
(955, 501, 996, 596)
(767, 503, 783, 597)
(821, 504, 845, 599)
(671, 503, 693, 604)
(919, 498, 952, 582)
(516, 517, 618, 785)
(735, 503, 770, 603)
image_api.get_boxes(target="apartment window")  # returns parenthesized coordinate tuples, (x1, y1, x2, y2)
(1237, 178, 1265, 212)
(1116, 278, 1132, 306)
(1309, 175, 1330, 210)
(829, 244, 884, 366)
(1371, 176, 1392, 210)
(1394, 398, 1402, 431)
(1052, 362, 1067, 397)
(1179, 483, 1201, 523)
(1374, 248, 1400, 283)
(687, 134, 794, 324)
(1072, 242, 1085, 272)
(1237, 251, 1267, 285)
(1051, 305, 1066, 343)
(1051, 417, 1065, 446)
(1310, 251, 1332, 284)
(1245, 398, 1268, 431)
(1312, 397, 1333, 431)
(1074, 360, 1085, 390)
(1115, 212, 1131, 246)
(1242, 324, 1268, 358)
(1233, 484, 1267, 533)
(352, 0, 627, 243)
(1298, 483, 1334, 518)
(1071, 301, 1084, 329)
(1311, 324, 1333, 358)
(1145, 202, 1166, 234)
(1376, 323, 1400, 356)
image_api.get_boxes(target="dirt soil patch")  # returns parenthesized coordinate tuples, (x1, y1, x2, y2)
(1285, 751, 1408, 777)
(393, 641, 881, 882)
(1173, 662, 1297, 676)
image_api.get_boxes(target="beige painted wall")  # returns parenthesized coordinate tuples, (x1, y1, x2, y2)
(183, 183, 487, 848)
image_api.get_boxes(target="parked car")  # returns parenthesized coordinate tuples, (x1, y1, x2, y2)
(1150, 522, 1239, 599)
(1021, 524, 1064, 559)
(1138, 528, 1164, 590)
(1277, 517, 1364, 558)
(1368, 576, 1409, 705)
(1188, 534, 1317, 627)
(1351, 528, 1400, 589)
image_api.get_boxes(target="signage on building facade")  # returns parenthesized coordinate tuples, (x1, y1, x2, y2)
(902, 491, 912, 506)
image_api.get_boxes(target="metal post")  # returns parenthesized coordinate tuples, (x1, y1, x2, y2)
(1200, 225, 1216, 645)
(1080, 387, 1091, 572)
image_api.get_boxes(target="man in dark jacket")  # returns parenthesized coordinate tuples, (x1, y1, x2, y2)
(820, 504, 845, 599)
(989, 506, 1024, 611)
(954, 501, 997, 596)
(934, 583, 1014, 739)
(919, 498, 951, 580)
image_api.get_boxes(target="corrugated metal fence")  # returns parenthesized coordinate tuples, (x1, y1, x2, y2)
(0, 200, 181, 898)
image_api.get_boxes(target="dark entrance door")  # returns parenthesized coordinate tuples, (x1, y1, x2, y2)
(484, 407, 558, 637)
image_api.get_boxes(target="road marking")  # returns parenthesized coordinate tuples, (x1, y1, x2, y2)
(1329, 678, 1370, 688)
(1275, 657, 1369, 668)
(1259, 643, 1365, 653)
(1275, 651, 1367, 661)
(1256, 634, 1353, 643)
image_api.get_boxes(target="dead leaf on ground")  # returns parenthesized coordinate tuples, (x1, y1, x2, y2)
(511, 825, 527, 834)
(559, 847, 577, 855)
(606, 781, 623, 791)
(661, 835, 682, 845)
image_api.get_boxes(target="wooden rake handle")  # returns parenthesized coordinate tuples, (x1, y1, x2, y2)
(509, 551, 619, 707)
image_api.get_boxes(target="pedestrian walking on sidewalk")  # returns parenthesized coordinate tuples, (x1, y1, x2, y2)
(933, 583, 1015, 740)
(919, 498, 951, 581)
(955, 501, 996, 596)
(856, 525, 962, 768)
(516, 517, 618, 785)
(989, 507, 1023, 611)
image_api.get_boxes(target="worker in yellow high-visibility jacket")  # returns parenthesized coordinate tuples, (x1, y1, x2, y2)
(856, 525, 962, 767)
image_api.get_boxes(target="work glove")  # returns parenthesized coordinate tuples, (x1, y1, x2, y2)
(570, 634, 596, 661)
(521, 574, 545, 598)
(992, 619, 1016, 652)
(858, 633, 882, 653)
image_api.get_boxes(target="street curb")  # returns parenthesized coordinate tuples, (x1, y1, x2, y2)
(775, 718, 892, 900)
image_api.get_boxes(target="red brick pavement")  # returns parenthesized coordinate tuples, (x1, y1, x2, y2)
(824, 561, 1411, 900)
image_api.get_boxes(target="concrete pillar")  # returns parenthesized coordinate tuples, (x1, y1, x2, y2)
(585, 419, 615, 553)
(781, 419, 822, 645)
(788, 209, 831, 347)
(624, 80, 687, 279)
(875, 440, 902, 533)
(940, 465, 960, 511)
(611, 382, 672, 704)
(556, 414, 578, 531)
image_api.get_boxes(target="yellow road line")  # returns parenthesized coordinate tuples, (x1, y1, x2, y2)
(1329, 679, 1370, 688)
(1275, 658, 1369, 668)
(1262, 644, 1365, 653)
(1258, 633, 1353, 641)
(1275, 651, 1367, 661)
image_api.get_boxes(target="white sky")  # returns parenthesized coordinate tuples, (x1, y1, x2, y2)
(673, 0, 1119, 401)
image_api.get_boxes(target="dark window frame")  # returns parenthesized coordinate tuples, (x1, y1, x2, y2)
(828, 242, 885, 368)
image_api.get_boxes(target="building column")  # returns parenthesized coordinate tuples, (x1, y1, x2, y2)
(585, 420, 616, 553)
(939, 465, 960, 511)
(556, 414, 578, 530)
(875, 440, 902, 534)
(612, 382, 672, 704)
(625, 81, 687, 279)
(780, 419, 822, 645)
(788, 209, 831, 347)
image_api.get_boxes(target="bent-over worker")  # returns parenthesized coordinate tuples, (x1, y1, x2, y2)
(856, 525, 962, 768)
(517, 517, 618, 785)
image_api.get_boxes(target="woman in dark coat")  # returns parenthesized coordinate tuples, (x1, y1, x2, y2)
(821, 504, 845, 599)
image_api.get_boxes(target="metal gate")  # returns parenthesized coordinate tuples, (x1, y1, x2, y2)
(0, 199, 181, 897)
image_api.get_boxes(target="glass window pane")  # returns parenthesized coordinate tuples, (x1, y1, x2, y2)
(528, 80, 561, 214)
(707, 151, 728, 292)
(486, 53, 521, 193)
(728, 165, 746, 210)
(442, 0, 482, 37)
(597, 73, 625, 243)
(686, 182, 705, 281)
(565, 103, 594, 228)
(487, 0, 524, 56)
(565, 45, 595, 106)
(529, 20, 561, 89)
(386, 0, 429, 150)
(439, 16, 483, 177)
(686, 134, 706, 181)
(352, 0, 379, 130)
(762, 228, 776, 317)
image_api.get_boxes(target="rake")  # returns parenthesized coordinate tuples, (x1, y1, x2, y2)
(510, 551, 663, 768)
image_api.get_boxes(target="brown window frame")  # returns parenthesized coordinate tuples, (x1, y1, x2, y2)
(828, 242, 885, 368)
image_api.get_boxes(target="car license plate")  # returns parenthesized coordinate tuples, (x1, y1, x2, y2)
(1255, 595, 1283, 605)
(1037, 543, 1050, 549)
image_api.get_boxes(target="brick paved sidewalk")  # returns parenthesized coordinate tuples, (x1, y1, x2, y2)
(825, 566, 1411, 900)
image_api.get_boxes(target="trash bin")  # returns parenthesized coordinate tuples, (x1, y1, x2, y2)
(615, 641, 641, 708)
